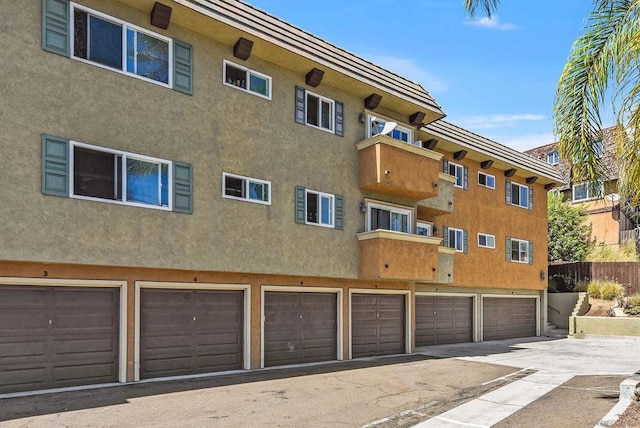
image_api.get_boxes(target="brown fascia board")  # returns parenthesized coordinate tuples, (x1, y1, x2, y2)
(423, 120, 565, 184)
(173, 0, 445, 118)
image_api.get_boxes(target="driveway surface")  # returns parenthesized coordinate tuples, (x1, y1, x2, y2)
(1, 336, 638, 427)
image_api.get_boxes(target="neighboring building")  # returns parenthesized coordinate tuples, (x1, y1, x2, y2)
(0, 0, 562, 394)
(525, 126, 639, 247)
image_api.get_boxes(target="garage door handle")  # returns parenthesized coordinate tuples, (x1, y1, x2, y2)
(193, 316, 197, 321)
(299, 314, 303, 319)
(49, 319, 52, 325)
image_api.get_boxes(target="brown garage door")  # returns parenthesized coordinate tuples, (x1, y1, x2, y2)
(483, 297, 537, 341)
(264, 292, 337, 367)
(140, 289, 244, 379)
(0, 285, 120, 394)
(351, 294, 405, 358)
(416, 296, 473, 346)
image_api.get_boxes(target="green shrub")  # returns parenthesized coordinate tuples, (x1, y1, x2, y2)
(574, 281, 588, 292)
(587, 243, 639, 262)
(586, 280, 625, 301)
(628, 293, 640, 307)
(587, 282, 602, 299)
(624, 305, 640, 316)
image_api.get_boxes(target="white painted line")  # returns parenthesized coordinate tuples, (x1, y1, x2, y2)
(481, 368, 531, 385)
(362, 401, 439, 427)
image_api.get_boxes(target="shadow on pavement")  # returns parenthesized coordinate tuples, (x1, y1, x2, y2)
(415, 336, 561, 358)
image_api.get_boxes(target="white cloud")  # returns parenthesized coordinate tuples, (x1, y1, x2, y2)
(459, 114, 546, 129)
(466, 16, 518, 31)
(364, 54, 448, 93)
(492, 133, 556, 152)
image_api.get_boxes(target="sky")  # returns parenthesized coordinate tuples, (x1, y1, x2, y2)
(245, 0, 605, 152)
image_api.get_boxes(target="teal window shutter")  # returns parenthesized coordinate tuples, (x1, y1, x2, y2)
(528, 241, 534, 264)
(442, 159, 449, 174)
(463, 229, 468, 253)
(506, 237, 512, 261)
(295, 186, 306, 223)
(295, 87, 306, 124)
(443, 226, 449, 247)
(173, 40, 193, 95)
(42, 0, 70, 57)
(335, 194, 344, 229)
(528, 187, 534, 210)
(41, 134, 69, 197)
(463, 166, 468, 190)
(505, 180, 512, 204)
(173, 161, 193, 213)
(335, 101, 344, 137)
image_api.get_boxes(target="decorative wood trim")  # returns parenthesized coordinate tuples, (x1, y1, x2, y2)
(305, 68, 324, 87)
(233, 37, 253, 60)
(364, 93, 382, 110)
(150, 2, 172, 30)
(504, 168, 517, 177)
(480, 160, 494, 169)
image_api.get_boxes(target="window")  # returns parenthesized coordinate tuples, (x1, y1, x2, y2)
(305, 190, 334, 227)
(416, 221, 432, 237)
(572, 181, 604, 202)
(593, 141, 604, 158)
(508, 238, 531, 263)
(478, 172, 495, 189)
(368, 115, 413, 143)
(367, 202, 412, 234)
(306, 91, 334, 132)
(547, 151, 559, 165)
(223, 173, 270, 204)
(71, 142, 171, 209)
(507, 181, 532, 210)
(223, 60, 271, 99)
(448, 161, 465, 188)
(478, 233, 495, 249)
(71, 4, 172, 87)
(444, 226, 467, 253)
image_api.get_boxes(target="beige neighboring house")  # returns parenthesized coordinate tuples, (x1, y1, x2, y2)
(525, 126, 639, 248)
(0, 0, 562, 395)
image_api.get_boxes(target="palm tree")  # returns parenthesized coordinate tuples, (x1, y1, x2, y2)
(464, 0, 640, 204)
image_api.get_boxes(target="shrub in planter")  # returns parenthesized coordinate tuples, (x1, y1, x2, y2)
(587, 280, 625, 301)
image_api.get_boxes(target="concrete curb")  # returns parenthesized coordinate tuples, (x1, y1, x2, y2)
(594, 373, 640, 428)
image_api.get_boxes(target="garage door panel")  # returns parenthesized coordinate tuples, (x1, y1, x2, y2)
(0, 312, 49, 332)
(416, 296, 473, 346)
(52, 288, 117, 307)
(483, 298, 536, 341)
(351, 294, 405, 358)
(0, 287, 47, 308)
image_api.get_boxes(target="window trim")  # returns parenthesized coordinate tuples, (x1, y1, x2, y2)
(447, 226, 465, 252)
(477, 171, 495, 189)
(70, 2, 174, 89)
(366, 113, 414, 143)
(509, 181, 531, 209)
(477, 233, 495, 249)
(510, 238, 530, 264)
(572, 181, 604, 202)
(305, 189, 335, 228)
(448, 161, 465, 188)
(69, 140, 173, 211)
(222, 172, 271, 205)
(366, 201, 413, 234)
(222, 59, 272, 100)
(547, 151, 559, 165)
(305, 90, 335, 133)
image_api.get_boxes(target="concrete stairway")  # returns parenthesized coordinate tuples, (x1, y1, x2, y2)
(545, 323, 569, 339)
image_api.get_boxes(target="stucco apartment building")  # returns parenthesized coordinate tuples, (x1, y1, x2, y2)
(0, 0, 562, 394)
(525, 126, 639, 248)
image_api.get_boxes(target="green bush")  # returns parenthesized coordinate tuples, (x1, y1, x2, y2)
(574, 281, 589, 292)
(586, 280, 625, 301)
(628, 293, 640, 307)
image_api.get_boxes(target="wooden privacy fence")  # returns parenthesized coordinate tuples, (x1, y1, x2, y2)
(549, 262, 640, 295)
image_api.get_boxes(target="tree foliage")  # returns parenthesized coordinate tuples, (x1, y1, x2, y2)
(547, 192, 594, 262)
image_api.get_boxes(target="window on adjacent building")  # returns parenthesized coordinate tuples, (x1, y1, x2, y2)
(71, 142, 170, 209)
(444, 226, 468, 253)
(367, 115, 413, 143)
(506, 180, 533, 210)
(593, 141, 604, 158)
(72, 4, 172, 87)
(478, 233, 495, 249)
(547, 151, 559, 165)
(507, 237, 533, 264)
(572, 181, 604, 202)
(222, 173, 270, 204)
(416, 221, 433, 237)
(223, 60, 271, 99)
(367, 202, 412, 234)
(478, 171, 495, 189)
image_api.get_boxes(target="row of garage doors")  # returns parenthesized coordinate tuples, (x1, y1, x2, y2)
(0, 284, 537, 394)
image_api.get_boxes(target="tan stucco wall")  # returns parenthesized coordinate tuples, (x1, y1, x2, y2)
(571, 316, 640, 337)
(548, 292, 581, 329)
(358, 235, 439, 281)
(577, 199, 620, 246)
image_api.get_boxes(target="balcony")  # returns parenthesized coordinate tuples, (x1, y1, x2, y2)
(357, 135, 442, 201)
(357, 230, 442, 281)
(418, 173, 455, 216)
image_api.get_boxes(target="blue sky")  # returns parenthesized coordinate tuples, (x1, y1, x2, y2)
(246, 0, 603, 152)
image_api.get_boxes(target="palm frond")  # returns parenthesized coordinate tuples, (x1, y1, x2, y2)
(464, 0, 500, 18)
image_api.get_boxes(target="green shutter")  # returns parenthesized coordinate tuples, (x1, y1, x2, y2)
(173, 161, 192, 213)
(41, 134, 69, 197)
(443, 226, 449, 248)
(528, 187, 534, 210)
(295, 186, 306, 224)
(463, 166, 468, 190)
(506, 237, 512, 261)
(335, 194, 344, 229)
(173, 40, 193, 95)
(42, 0, 70, 57)
(505, 180, 512, 204)
(528, 241, 534, 264)
(295, 86, 305, 124)
(463, 229, 468, 253)
(335, 101, 344, 137)
(443, 159, 449, 174)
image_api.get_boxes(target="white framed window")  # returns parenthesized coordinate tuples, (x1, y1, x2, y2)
(448, 161, 465, 188)
(547, 151, 559, 165)
(478, 171, 495, 189)
(509, 238, 531, 263)
(478, 233, 495, 249)
(367, 202, 412, 234)
(223, 60, 271, 99)
(593, 141, 604, 158)
(572, 181, 604, 202)
(367, 114, 413, 143)
(70, 141, 171, 210)
(306, 189, 334, 227)
(306, 91, 334, 132)
(70, 3, 172, 88)
(416, 221, 432, 237)
(508, 181, 532, 209)
(222, 173, 271, 205)
(446, 227, 465, 252)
